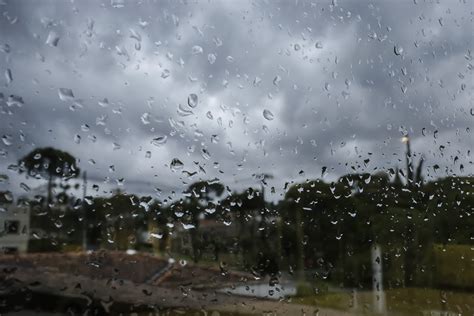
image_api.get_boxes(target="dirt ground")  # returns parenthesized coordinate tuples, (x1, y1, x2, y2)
(0, 252, 350, 315)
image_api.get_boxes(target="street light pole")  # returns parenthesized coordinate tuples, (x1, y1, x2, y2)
(82, 171, 87, 251)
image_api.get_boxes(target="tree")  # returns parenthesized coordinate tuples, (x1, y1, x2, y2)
(184, 180, 225, 262)
(18, 147, 80, 208)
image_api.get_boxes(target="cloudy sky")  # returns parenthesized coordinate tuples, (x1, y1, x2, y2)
(0, 0, 472, 202)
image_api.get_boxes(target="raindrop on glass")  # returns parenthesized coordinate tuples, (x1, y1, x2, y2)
(151, 135, 167, 147)
(207, 53, 216, 64)
(187, 93, 198, 108)
(191, 45, 203, 55)
(394, 45, 403, 56)
(5, 69, 12, 84)
(58, 88, 74, 101)
(45, 31, 60, 47)
(263, 109, 274, 121)
(170, 158, 184, 172)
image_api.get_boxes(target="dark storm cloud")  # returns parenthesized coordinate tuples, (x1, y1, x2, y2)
(0, 0, 472, 201)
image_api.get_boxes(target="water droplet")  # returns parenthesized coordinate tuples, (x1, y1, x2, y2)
(201, 148, 211, 160)
(263, 109, 274, 121)
(149, 232, 163, 240)
(191, 45, 203, 55)
(177, 103, 193, 116)
(170, 158, 184, 172)
(74, 134, 81, 144)
(129, 28, 141, 42)
(45, 31, 60, 47)
(58, 88, 74, 101)
(98, 98, 109, 107)
(187, 93, 198, 108)
(5, 69, 12, 84)
(20, 183, 30, 192)
(294, 43, 301, 51)
(315, 41, 323, 49)
(161, 69, 170, 79)
(273, 75, 281, 86)
(253, 76, 262, 86)
(394, 45, 403, 56)
(141, 112, 151, 125)
(151, 135, 167, 147)
(6, 95, 24, 107)
(110, 0, 125, 8)
(207, 53, 216, 64)
(1, 135, 12, 146)
(182, 223, 195, 230)
(0, 43, 11, 53)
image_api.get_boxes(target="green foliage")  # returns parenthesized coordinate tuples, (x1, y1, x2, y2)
(19, 147, 80, 180)
(28, 239, 61, 253)
(433, 244, 474, 289)
(296, 281, 314, 297)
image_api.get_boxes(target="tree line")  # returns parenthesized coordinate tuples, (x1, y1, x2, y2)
(2, 146, 472, 290)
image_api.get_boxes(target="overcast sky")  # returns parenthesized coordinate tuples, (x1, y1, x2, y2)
(0, 0, 472, 202)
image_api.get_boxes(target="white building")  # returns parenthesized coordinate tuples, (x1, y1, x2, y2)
(0, 204, 30, 254)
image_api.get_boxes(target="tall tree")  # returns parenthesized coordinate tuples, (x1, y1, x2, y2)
(18, 147, 80, 208)
(184, 180, 225, 262)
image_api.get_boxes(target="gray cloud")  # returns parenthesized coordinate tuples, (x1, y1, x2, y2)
(0, 0, 472, 202)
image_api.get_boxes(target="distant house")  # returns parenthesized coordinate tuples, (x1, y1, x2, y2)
(0, 204, 30, 254)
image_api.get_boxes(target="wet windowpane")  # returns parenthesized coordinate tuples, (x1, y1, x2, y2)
(0, 0, 473, 315)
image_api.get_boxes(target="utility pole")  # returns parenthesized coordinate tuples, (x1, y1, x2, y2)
(82, 171, 87, 251)
(401, 135, 416, 286)
(371, 244, 386, 313)
(402, 134, 413, 187)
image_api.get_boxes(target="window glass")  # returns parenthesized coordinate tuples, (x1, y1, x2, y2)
(0, 0, 472, 315)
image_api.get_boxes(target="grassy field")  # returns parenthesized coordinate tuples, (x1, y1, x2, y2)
(295, 287, 474, 315)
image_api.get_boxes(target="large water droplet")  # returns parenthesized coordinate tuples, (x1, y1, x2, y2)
(207, 53, 216, 64)
(98, 98, 109, 107)
(45, 31, 60, 47)
(191, 45, 203, 55)
(170, 158, 184, 172)
(58, 88, 74, 101)
(1, 135, 12, 146)
(273, 75, 281, 86)
(5, 69, 12, 84)
(141, 112, 151, 125)
(177, 103, 193, 116)
(263, 109, 274, 121)
(394, 45, 403, 56)
(187, 93, 198, 108)
(161, 69, 170, 79)
(6, 95, 24, 107)
(151, 135, 167, 147)
(182, 223, 195, 230)
(149, 232, 163, 240)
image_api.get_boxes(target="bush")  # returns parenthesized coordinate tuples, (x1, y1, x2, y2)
(28, 239, 60, 253)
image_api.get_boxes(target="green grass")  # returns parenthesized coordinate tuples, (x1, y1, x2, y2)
(294, 287, 474, 315)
